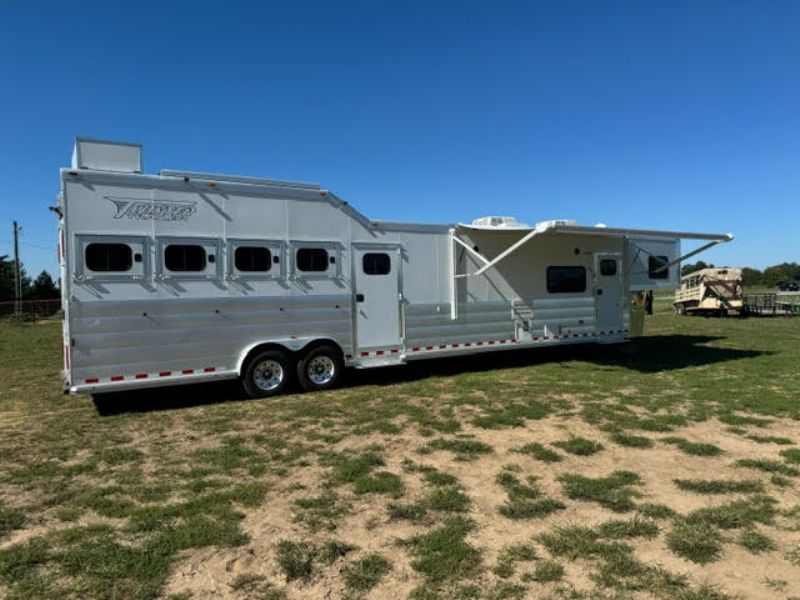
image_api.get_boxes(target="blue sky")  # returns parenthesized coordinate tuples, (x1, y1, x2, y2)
(1, 1, 798, 277)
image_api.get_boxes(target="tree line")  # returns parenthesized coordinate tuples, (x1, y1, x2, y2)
(681, 261, 800, 288)
(0, 256, 59, 301)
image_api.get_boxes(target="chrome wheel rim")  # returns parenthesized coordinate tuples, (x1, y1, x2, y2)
(253, 359, 284, 391)
(307, 356, 335, 385)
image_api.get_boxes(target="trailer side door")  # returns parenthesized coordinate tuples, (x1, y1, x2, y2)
(352, 246, 402, 352)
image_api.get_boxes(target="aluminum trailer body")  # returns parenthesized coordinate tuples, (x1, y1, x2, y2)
(58, 139, 733, 396)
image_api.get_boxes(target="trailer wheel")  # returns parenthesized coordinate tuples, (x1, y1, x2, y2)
(297, 344, 343, 392)
(241, 349, 291, 398)
(674, 303, 685, 316)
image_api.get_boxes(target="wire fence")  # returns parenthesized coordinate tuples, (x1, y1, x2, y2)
(0, 299, 62, 322)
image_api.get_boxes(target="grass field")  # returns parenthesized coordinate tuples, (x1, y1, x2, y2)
(1, 310, 800, 599)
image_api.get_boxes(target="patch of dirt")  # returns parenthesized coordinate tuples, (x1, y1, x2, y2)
(163, 414, 800, 599)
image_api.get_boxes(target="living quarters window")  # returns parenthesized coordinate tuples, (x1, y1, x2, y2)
(85, 243, 132, 272)
(599, 259, 617, 276)
(296, 248, 330, 272)
(165, 245, 207, 272)
(363, 253, 391, 275)
(235, 246, 272, 272)
(547, 266, 586, 293)
(648, 256, 669, 279)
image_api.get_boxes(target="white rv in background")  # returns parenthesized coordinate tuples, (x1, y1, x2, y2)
(56, 138, 732, 398)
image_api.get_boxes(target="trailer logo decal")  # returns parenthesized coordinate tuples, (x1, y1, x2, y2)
(107, 197, 197, 221)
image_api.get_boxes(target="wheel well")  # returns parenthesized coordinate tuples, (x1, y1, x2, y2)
(237, 339, 345, 375)
(298, 338, 345, 361)
(238, 343, 294, 375)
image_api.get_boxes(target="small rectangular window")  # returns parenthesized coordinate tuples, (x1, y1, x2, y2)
(165, 244, 206, 272)
(599, 259, 617, 276)
(235, 246, 272, 272)
(297, 248, 329, 272)
(363, 253, 391, 275)
(648, 256, 669, 279)
(85, 243, 132, 272)
(547, 266, 586, 293)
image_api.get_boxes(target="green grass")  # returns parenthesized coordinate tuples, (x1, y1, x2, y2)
(780, 448, 800, 464)
(666, 521, 723, 564)
(552, 436, 604, 456)
(684, 495, 777, 529)
(673, 479, 765, 494)
(406, 516, 482, 589)
(2, 308, 800, 598)
(737, 528, 776, 554)
(662, 437, 723, 457)
(597, 516, 659, 539)
(496, 472, 565, 519)
(736, 458, 800, 477)
(525, 559, 565, 583)
(0, 505, 25, 539)
(425, 438, 493, 460)
(558, 470, 642, 512)
(513, 442, 563, 462)
(343, 553, 391, 592)
(609, 431, 655, 448)
(275, 540, 315, 582)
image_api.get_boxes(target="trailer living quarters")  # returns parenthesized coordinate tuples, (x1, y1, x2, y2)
(57, 139, 733, 397)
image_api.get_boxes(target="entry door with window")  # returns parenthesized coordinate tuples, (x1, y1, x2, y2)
(594, 253, 624, 332)
(353, 247, 402, 351)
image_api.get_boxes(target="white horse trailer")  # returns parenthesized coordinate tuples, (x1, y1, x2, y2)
(57, 138, 733, 397)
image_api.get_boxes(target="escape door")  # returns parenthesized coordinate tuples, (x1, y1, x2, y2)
(352, 246, 402, 351)
(594, 253, 624, 333)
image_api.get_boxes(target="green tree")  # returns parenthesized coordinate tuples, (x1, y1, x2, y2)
(741, 267, 763, 288)
(30, 270, 59, 299)
(681, 261, 713, 277)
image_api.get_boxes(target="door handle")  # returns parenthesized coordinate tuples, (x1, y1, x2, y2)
(596, 289, 603, 296)
(356, 293, 365, 303)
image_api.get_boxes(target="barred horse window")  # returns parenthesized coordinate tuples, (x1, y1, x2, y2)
(85, 243, 132, 272)
(235, 246, 272, 272)
(296, 248, 330, 272)
(164, 245, 206, 272)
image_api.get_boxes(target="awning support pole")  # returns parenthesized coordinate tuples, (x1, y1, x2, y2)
(472, 227, 545, 277)
(650, 239, 722, 275)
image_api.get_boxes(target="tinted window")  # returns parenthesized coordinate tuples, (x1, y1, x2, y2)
(235, 246, 271, 272)
(165, 245, 206, 272)
(547, 266, 586, 293)
(648, 256, 669, 279)
(297, 248, 329, 272)
(363, 253, 391, 275)
(85, 243, 132, 272)
(600, 259, 617, 276)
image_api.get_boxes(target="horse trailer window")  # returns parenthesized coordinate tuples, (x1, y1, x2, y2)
(648, 256, 669, 279)
(363, 253, 391, 275)
(85, 243, 132, 272)
(547, 266, 586, 293)
(235, 246, 272, 272)
(600, 259, 617, 276)
(296, 248, 329, 272)
(165, 245, 207, 272)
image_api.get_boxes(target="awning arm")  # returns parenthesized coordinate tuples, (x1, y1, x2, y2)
(471, 227, 545, 277)
(649, 239, 726, 275)
(452, 234, 490, 265)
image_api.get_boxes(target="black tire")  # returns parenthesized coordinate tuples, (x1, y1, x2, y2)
(296, 344, 343, 392)
(241, 349, 292, 398)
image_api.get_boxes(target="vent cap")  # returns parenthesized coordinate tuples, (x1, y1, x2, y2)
(72, 138, 142, 173)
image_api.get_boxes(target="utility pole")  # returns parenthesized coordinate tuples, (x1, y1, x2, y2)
(13, 221, 21, 315)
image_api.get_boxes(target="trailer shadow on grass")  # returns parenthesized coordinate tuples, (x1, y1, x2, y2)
(93, 334, 769, 416)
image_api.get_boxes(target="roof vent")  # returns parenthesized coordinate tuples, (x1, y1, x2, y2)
(72, 138, 142, 173)
(471, 216, 528, 228)
(534, 219, 577, 231)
